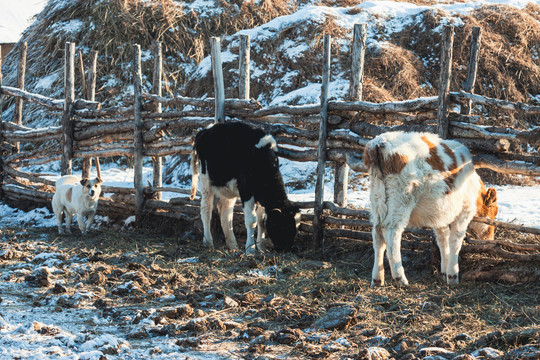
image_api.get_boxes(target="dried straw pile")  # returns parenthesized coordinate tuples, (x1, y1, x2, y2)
(1, 0, 295, 125)
(185, 3, 539, 129)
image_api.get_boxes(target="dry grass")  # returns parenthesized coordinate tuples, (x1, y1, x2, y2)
(10, 223, 539, 358)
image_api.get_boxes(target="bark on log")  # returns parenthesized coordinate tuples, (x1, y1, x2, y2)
(211, 37, 225, 123)
(461, 27, 481, 115)
(472, 214, 540, 234)
(453, 91, 540, 114)
(437, 26, 454, 138)
(142, 93, 261, 110)
(13, 42, 27, 153)
(1, 85, 63, 111)
(2, 165, 55, 186)
(461, 244, 540, 262)
(239, 34, 250, 100)
(473, 155, 540, 176)
(4, 146, 61, 164)
(466, 238, 540, 251)
(76, 106, 134, 119)
(328, 96, 438, 114)
(143, 146, 191, 157)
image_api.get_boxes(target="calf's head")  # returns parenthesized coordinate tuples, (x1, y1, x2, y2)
(469, 185, 498, 240)
(265, 205, 300, 252)
(81, 177, 103, 201)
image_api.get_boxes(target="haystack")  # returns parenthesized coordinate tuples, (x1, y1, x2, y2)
(1, 0, 295, 127)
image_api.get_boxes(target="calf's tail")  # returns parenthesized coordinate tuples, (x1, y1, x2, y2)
(363, 141, 388, 225)
(190, 149, 200, 200)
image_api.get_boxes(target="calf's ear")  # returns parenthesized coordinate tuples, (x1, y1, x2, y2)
(81, 179, 88, 186)
(484, 188, 497, 206)
(96, 177, 103, 184)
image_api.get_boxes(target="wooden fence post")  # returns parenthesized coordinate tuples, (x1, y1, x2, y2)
(334, 23, 367, 207)
(239, 35, 250, 100)
(82, 50, 99, 179)
(78, 50, 87, 100)
(133, 44, 144, 219)
(61, 42, 75, 175)
(13, 41, 27, 153)
(152, 41, 163, 199)
(437, 25, 454, 139)
(211, 37, 225, 123)
(0, 45, 4, 200)
(313, 35, 331, 250)
(461, 26, 481, 115)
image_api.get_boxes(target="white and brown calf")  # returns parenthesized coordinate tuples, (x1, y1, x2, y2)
(363, 131, 498, 286)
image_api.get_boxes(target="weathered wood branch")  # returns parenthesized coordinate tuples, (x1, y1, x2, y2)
(329, 96, 439, 114)
(4, 146, 61, 164)
(0, 85, 100, 111)
(473, 155, 540, 176)
(461, 244, 540, 262)
(472, 214, 540, 235)
(3, 165, 55, 186)
(144, 145, 191, 157)
(452, 91, 540, 114)
(1, 85, 63, 111)
(142, 93, 262, 110)
(466, 238, 540, 251)
(4, 126, 62, 142)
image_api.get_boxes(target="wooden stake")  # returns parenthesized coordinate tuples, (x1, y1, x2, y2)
(78, 50, 87, 99)
(13, 41, 27, 153)
(82, 50, 98, 179)
(313, 35, 331, 250)
(239, 35, 250, 100)
(0, 45, 4, 200)
(461, 27, 481, 115)
(152, 41, 163, 199)
(334, 23, 367, 206)
(437, 26, 454, 139)
(61, 42, 75, 175)
(211, 37, 225, 123)
(133, 44, 144, 219)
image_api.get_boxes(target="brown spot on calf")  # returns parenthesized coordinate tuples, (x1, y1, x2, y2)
(364, 144, 408, 175)
(421, 135, 446, 172)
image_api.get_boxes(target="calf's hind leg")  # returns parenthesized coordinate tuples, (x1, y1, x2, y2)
(383, 226, 408, 286)
(371, 225, 387, 287)
(199, 175, 215, 248)
(434, 227, 450, 280)
(217, 197, 238, 250)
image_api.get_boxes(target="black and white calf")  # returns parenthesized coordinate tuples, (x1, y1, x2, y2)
(190, 122, 300, 254)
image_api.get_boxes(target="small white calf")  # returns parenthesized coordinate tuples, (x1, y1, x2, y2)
(52, 175, 102, 234)
(364, 131, 498, 286)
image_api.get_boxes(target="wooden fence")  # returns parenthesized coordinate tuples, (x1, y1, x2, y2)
(1, 25, 539, 270)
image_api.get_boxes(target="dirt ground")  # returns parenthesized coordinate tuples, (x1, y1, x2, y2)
(0, 221, 538, 359)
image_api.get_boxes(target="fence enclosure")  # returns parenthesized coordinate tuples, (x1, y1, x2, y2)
(1, 25, 539, 277)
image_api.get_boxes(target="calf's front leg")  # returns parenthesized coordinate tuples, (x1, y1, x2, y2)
(242, 197, 257, 255)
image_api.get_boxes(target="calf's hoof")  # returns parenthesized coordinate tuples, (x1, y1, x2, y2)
(393, 276, 409, 287)
(371, 278, 384, 288)
(245, 245, 257, 256)
(446, 273, 459, 285)
(202, 239, 214, 248)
